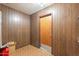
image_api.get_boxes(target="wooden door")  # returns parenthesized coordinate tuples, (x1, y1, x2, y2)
(40, 15, 52, 46)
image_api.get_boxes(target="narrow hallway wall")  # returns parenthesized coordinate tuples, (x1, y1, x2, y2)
(31, 4, 78, 56)
(0, 4, 30, 49)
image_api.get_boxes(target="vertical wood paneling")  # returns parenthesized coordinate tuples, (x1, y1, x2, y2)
(75, 4, 79, 55)
(31, 13, 40, 48)
(0, 3, 79, 55)
(0, 4, 30, 49)
(30, 3, 79, 55)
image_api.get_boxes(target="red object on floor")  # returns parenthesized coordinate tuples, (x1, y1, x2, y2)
(0, 47, 9, 56)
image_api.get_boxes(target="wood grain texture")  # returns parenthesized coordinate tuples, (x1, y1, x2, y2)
(30, 3, 79, 56)
(30, 13, 40, 48)
(0, 3, 79, 56)
(75, 4, 79, 56)
(40, 15, 52, 46)
(0, 4, 30, 49)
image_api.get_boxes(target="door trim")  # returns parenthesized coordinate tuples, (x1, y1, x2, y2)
(40, 14, 51, 18)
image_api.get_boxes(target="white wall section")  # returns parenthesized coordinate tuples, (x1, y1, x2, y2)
(0, 11, 2, 47)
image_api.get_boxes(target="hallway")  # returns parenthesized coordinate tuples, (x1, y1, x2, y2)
(0, 3, 79, 56)
(11, 45, 52, 56)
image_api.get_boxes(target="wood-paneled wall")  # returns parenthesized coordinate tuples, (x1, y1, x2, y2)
(1, 3, 79, 55)
(30, 4, 79, 56)
(0, 4, 30, 49)
(30, 13, 40, 48)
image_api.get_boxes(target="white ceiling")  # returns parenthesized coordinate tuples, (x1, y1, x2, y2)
(3, 3, 53, 15)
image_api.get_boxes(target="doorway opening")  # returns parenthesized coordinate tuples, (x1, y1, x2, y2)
(39, 14, 52, 54)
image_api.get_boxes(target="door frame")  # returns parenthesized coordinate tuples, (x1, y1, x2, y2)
(39, 13, 53, 54)
(0, 11, 2, 47)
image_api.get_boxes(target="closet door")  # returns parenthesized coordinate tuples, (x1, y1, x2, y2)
(40, 15, 52, 46)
